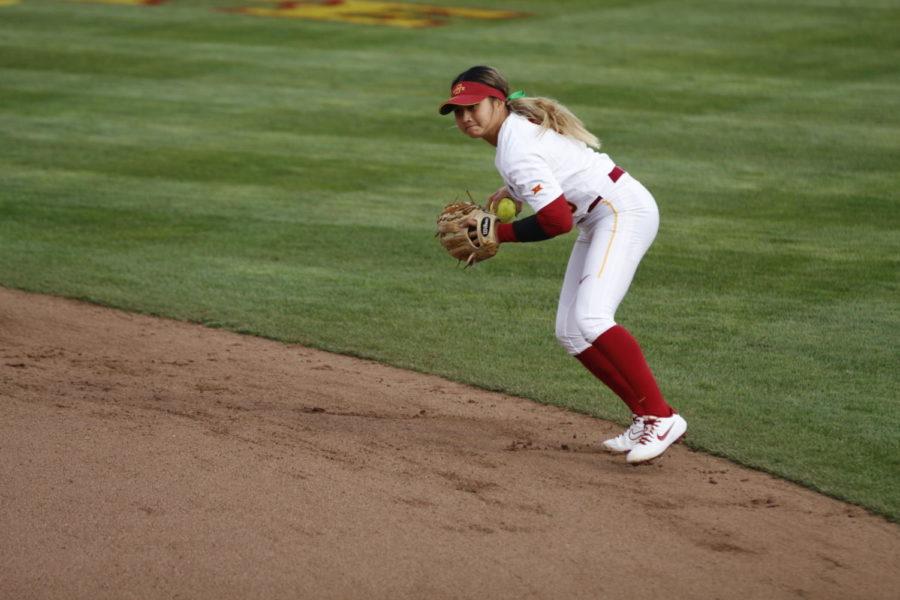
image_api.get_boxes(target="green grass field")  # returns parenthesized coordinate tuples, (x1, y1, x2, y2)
(1, 0, 897, 519)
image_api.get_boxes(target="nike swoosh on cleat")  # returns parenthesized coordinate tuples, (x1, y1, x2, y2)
(657, 423, 676, 441)
(579, 275, 590, 285)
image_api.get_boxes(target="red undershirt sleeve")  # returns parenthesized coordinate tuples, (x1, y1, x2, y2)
(497, 195, 573, 243)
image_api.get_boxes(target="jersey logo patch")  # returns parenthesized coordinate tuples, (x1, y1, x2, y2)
(531, 183, 543, 195)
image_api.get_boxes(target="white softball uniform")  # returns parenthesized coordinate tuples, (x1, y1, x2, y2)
(495, 113, 660, 355)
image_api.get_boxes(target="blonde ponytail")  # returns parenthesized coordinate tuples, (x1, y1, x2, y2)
(508, 97, 600, 149)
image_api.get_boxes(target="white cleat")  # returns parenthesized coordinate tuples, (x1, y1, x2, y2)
(602, 415, 644, 453)
(626, 413, 687, 464)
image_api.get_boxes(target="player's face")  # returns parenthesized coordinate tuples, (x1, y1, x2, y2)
(453, 98, 505, 142)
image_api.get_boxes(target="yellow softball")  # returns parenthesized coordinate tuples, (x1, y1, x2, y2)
(495, 198, 517, 223)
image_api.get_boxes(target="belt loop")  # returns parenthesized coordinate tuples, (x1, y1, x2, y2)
(586, 196, 602, 214)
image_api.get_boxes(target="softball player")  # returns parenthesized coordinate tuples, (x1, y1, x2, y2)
(439, 66, 686, 464)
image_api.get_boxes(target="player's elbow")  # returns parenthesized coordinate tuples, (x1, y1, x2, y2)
(540, 211, 573, 237)
(536, 196, 574, 237)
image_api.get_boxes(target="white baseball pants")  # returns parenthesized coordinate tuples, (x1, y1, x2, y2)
(555, 174, 660, 355)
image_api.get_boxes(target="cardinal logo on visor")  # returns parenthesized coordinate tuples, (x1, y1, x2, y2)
(452, 83, 466, 95)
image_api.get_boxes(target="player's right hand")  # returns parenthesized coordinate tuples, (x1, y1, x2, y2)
(487, 185, 510, 212)
(487, 185, 522, 217)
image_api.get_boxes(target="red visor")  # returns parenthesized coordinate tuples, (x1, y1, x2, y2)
(439, 81, 506, 115)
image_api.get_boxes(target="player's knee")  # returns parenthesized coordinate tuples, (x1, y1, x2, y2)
(575, 314, 616, 344)
(555, 324, 586, 355)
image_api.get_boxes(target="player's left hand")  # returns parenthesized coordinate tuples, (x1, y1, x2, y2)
(436, 202, 500, 266)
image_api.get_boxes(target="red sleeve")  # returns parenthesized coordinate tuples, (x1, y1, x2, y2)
(536, 195, 574, 236)
(497, 195, 573, 244)
(497, 222, 517, 243)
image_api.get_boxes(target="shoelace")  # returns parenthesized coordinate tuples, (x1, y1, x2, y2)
(627, 416, 644, 440)
(637, 417, 659, 445)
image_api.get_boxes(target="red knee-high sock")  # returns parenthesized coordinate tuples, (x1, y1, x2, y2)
(593, 325, 673, 417)
(575, 347, 646, 416)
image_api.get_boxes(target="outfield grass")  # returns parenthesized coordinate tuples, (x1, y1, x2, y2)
(0, 0, 897, 519)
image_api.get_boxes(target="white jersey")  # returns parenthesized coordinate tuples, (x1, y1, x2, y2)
(494, 113, 621, 221)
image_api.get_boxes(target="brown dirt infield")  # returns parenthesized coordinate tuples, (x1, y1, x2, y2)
(1, 287, 897, 599)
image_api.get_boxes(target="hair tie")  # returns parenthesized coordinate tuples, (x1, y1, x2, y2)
(507, 90, 526, 101)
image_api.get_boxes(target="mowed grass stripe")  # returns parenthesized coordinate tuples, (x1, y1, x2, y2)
(0, 0, 897, 518)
